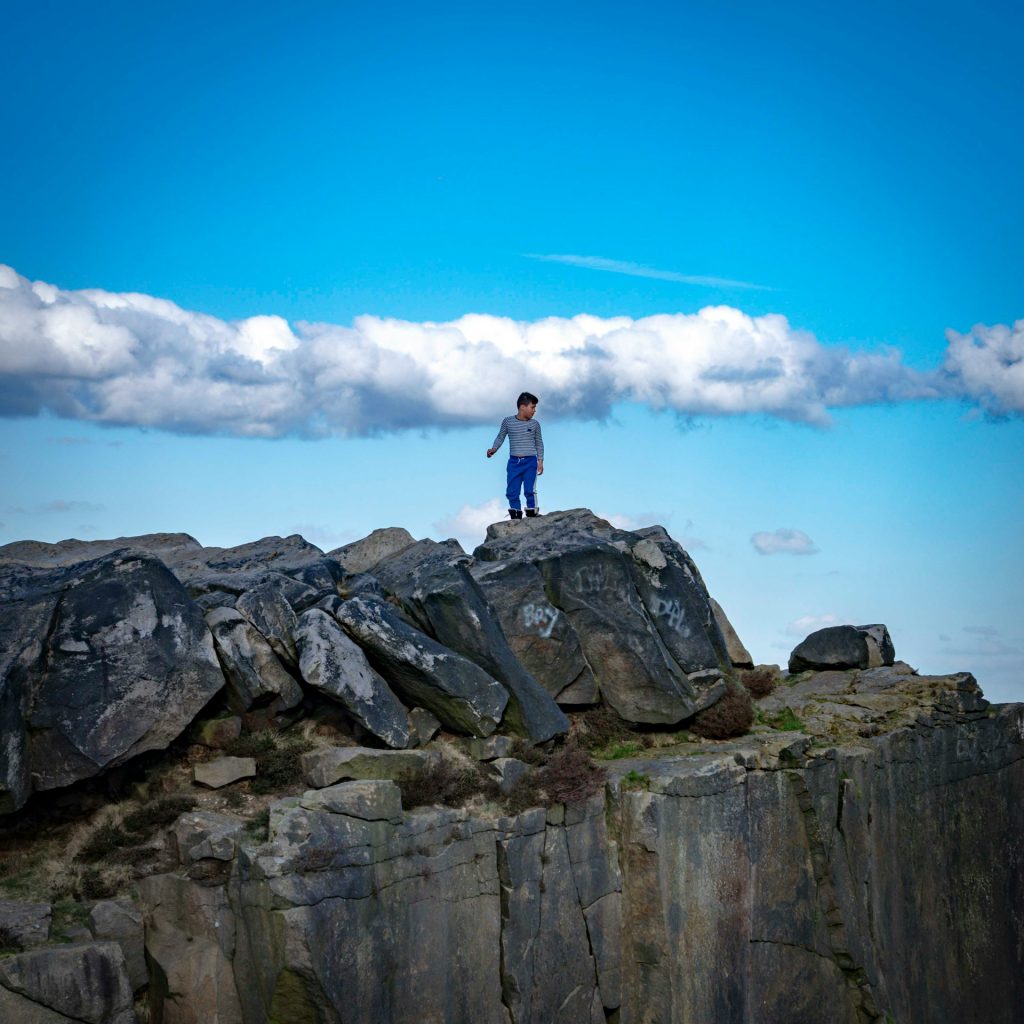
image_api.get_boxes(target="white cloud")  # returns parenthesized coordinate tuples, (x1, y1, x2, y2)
(526, 254, 770, 291)
(941, 320, 1024, 416)
(751, 528, 819, 556)
(434, 498, 507, 551)
(786, 613, 843, 636)
(0, 263, 1002, 440)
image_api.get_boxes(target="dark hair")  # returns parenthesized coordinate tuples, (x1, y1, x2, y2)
(517, 392, 539, 408)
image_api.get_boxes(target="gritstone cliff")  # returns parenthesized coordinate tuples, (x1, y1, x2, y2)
(0, 510, 1021, 1024)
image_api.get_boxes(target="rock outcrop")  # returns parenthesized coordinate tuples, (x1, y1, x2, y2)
(1, 512, 1020, 1024)
(128, 670, 1021, 1024)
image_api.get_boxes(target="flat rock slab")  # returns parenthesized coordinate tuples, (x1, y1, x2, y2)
(295, 607, 411, 749)
(300, 780, 404, 822)
(193, 756, 256, 789)
(302, 746, 429, 788)
(329, 595, 507, 737)
(0, 899, 51, 950)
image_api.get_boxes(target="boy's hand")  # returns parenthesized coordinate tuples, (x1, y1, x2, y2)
(486, 448, 496, 458)
(537, 460, 544, 475)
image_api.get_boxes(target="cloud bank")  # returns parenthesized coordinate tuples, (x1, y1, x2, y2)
(1, 264, 1017, 439)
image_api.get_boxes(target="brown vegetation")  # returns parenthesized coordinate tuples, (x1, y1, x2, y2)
(689, 680, 755, 739)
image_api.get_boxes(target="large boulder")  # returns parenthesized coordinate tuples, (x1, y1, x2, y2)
(205, 607, 303, 713)
(0, 899, 51, 950)
(789, 624, 895, 673)
(294, 608, 411, 749)
(0, 550, 225, 812)
(329, 527, 416, 574)
(327, 595, 507, 737)
(470, 559, 598, 705)
(474, 510, 722, 724)
(0, 942, 136, 1024)
(371, 539, 569, 742)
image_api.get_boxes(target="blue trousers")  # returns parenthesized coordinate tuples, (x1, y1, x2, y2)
(506, 455, 538, 511)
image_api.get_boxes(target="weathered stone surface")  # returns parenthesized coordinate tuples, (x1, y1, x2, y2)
(474, 510, 710, 724)
(230, 801, 507, 1024)
(0, 899, 50, 949)
(464, 734, 516, 761)
(193, 756, 256, 789)
(88, 899, 147, 994)
(294, 607, 411, 748)
(169, 810, 248, 866)
(234, 576, 303, 665)
(628, 526, 730, 678)
(300, 779, 404, 821)
(0, 942, 136, 1024)
(373, 539, 570, 742)
(329, 595, 507, 737)
(139, 873, 241, 1024)
(193, 715, 242, 748)
(205, 607, 303, 713)
(491, 757, 531, 795)
(470, 558, 598, 704)
(408, 706, 441, 746)
(329, 527, 415, 574)
(789, 623, 895, 672)
(710, 596, 754, 668)
(0, 550, 225, 811)
(301, 746, 429, 788)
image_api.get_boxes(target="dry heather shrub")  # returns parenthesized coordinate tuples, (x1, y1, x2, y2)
(572, 705, 646, 752)
(739, 667, 779, 699)
(398, 751, 498, 811)
(689, 680, 755, 740)
(504, 742, 607, 815)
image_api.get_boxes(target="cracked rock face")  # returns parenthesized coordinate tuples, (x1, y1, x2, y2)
(472, 509, 732, 723)
(137, 673, 1021, 1024)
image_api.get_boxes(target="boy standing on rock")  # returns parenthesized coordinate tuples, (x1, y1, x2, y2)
(487, 392, 544, 519)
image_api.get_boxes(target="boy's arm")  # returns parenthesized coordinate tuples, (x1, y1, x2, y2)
(535, 421, 544, 473)
(486, 418, 508, 457)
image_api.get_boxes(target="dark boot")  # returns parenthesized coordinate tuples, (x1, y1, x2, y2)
(525, 508, 540, 518)
(508, 508, 524, 520)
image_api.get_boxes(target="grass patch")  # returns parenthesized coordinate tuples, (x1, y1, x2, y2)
(765, 707, 805, 732)
(503, 743, 607, 815)
(243, 808, 271, 843)
(620, 769, 651, 791)
(572, 706, 646, 752)
(594, 740, 645, 760)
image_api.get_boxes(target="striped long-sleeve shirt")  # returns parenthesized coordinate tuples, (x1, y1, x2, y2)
(491, 415, 544, 459)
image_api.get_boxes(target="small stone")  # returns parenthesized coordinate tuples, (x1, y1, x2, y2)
(464, 735, 516, 761)
(491, 757, 531, 795)
(409, 707, 442, 746)
(193, 756, 256, 789)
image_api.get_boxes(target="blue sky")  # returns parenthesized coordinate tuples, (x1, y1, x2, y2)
(2, 1, 1022, 700)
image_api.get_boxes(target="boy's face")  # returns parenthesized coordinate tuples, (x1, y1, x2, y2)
(517, 402, 537, 420)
